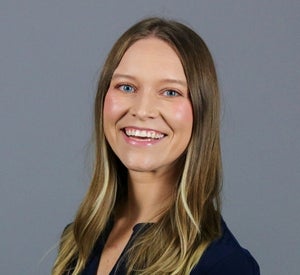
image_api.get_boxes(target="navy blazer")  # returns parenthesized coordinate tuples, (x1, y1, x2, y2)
(66, 219, 260, 274)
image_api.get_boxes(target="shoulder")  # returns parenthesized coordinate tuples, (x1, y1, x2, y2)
(191, 219, 260, 275)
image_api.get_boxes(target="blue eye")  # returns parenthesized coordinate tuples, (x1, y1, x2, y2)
(164, 90, 180, 97)
(119, 84, 135, 93)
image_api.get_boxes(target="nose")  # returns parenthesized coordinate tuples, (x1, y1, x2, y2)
(129, 90, 159, 120)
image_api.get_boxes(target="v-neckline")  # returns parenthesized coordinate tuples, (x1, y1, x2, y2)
(95, 221, 152, 275)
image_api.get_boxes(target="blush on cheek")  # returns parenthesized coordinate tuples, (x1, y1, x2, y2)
(103, 90, 122, 117)
(173, 101, 193, 122)
(103, 92, 113, 115)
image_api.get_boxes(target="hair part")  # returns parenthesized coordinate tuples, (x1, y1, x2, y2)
(52, 17, 222, 275)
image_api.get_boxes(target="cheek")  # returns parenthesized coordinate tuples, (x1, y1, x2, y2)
(172, 101, 193, 127)
(103, 92, 113, 120)
(103, 90, 123, 122)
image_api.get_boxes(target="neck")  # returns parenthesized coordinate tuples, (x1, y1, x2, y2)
(119, 168, 178, 224)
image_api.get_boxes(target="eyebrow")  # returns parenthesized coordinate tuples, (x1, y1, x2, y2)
(112, 73, 187, 88)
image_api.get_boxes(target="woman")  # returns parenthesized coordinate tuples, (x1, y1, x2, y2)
(52, 17, 260, 274)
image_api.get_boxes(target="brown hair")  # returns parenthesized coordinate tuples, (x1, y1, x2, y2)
(52, 17, 222, 275)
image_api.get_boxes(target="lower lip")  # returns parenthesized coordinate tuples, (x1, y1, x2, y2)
(121, 131, 165, 147)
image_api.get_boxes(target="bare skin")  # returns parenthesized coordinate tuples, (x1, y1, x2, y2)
(96, 217, 134, 275)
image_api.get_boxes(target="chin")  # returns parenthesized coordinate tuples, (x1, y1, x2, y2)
(125, 164, 156, 173)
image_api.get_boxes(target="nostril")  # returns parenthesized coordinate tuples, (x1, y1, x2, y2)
(129, 103, 158, 120)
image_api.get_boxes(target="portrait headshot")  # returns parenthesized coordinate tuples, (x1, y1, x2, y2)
(0, 1, 299, 275)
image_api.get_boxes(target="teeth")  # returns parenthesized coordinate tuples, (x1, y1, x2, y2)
(125, 129, 164, 139)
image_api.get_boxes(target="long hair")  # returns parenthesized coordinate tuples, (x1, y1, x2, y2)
(52, 17, 222, 275)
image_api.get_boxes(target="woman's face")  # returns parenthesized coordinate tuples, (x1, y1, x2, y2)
(103, 37, 193, 175)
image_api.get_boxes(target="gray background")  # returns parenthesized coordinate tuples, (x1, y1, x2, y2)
(1, 0, 299, 274)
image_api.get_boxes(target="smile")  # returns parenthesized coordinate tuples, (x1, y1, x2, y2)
(123, 127, 166, 140)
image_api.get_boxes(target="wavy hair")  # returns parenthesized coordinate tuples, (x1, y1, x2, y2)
(52, 17, 222, 275)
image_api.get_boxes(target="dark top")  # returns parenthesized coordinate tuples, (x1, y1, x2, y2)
(70, 219, 260, 274)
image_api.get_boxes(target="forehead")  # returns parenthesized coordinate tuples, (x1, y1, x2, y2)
(123, 37, 178, 60)
(113, 37, 186, 83)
